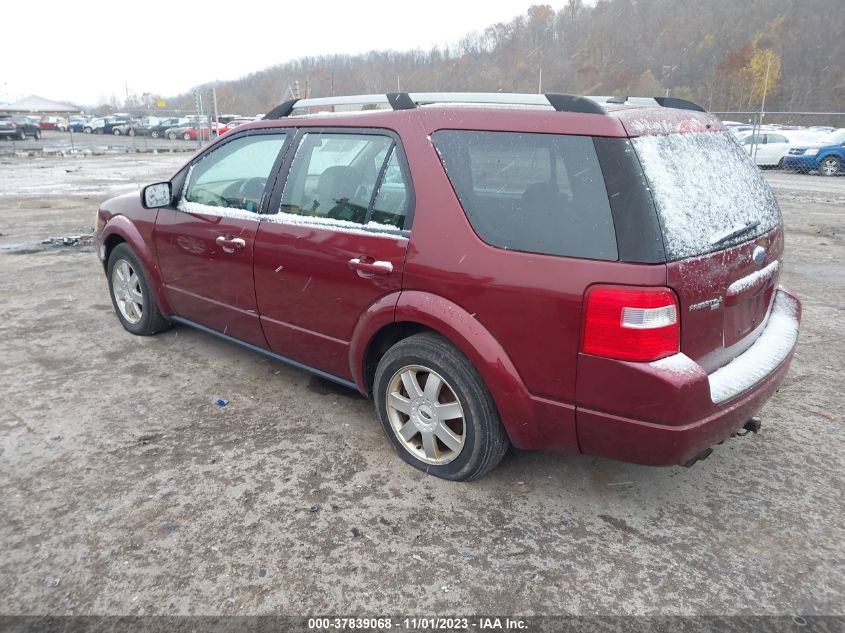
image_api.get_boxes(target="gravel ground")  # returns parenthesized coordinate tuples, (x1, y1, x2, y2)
(0, 154, 842, 617)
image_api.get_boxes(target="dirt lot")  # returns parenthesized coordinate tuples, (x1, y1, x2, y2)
(0, 154, 842, 617)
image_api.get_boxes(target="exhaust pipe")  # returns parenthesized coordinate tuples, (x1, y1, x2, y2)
(735, 416, 762, 437)
(682, 447, 713, 468)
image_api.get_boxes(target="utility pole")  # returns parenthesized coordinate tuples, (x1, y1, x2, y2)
(752, 58, 772, 165)
(194, 90, 202, 150)
(212, 87, 219, 139)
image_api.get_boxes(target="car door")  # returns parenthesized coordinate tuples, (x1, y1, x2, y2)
(758, 133, 788, 166)
(154, 129, 290, 347)
(253, 129, 413, 380)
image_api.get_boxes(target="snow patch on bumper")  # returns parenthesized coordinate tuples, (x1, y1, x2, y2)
(708, 289, 799, 404)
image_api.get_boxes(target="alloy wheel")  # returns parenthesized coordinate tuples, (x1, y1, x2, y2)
(111, 259, 144, 324)
(820, 157, 840, 176)
(385, 365, 466, 465)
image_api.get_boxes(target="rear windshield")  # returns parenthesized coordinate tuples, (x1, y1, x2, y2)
(632, 131, 781, 260)
(431, 130, 618, 260)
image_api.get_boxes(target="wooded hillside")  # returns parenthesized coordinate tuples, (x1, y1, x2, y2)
(164, 0, 843, 116)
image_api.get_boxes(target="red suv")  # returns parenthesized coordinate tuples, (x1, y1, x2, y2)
(95, 92, 801, 481)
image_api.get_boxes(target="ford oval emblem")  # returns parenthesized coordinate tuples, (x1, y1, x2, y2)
(752, 245, 766, 264)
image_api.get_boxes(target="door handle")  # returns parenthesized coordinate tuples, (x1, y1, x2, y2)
(215, 235, 246, 252)
(348, 257, 393, 276)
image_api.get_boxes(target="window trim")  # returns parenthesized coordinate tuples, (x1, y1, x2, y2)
(178, 128, 294, 218)
(263, 126, 415, 236)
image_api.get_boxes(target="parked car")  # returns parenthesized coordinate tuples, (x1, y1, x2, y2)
(84, 116, 131, 134)
(94, 92, 801, 480)
(68, 117, 89, 132)
(740, 130, 827, 168)
(0, 114, 42, 140)
(781, 128, 845, 176)
(219, 118, 254, 135)
(38, 116, 69, 131)
(165, 123, 224, 141)
(128, 118, 180, 139)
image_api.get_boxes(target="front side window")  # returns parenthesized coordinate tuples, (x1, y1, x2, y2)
(432, 130, 618, 260)
(183, 133, 287, 213)
(279, 132, 410, 229)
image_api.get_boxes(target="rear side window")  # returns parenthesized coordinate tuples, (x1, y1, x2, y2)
(431, 131, 618, 260)
(280, 132, 409, 229)
(632, 131, 781, 260)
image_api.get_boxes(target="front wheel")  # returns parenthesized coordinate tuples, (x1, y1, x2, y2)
(34, 129, 41, 140)
(167, 132, 177, 140)
(17, 129, 25, 140)
(182, 132, 191, 141)
(113, 128, 121, 136)
(373, 333, 509, 481)
(150, 130, 159, 139)
(819, 156, 841, 177)
(107, 243, 171, 336)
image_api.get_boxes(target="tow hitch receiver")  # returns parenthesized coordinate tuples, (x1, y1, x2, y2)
(734, 416, 762, 437)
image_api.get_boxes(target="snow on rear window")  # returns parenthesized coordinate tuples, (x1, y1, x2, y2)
(632, 131, 781, 260)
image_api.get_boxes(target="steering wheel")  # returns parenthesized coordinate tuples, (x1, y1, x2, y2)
(237, 177, 267, 197)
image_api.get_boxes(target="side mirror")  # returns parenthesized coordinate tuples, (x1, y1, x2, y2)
(142, 182, 172, 208)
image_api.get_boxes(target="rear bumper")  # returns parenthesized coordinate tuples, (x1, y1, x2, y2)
(576, 288, 801, 466)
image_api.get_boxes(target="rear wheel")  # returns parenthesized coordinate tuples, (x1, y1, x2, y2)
(128, 128, 135, 137)
(33, 129, 41, 140)
(113, 128, 121, 136)
(107, 243, 170, 336)
(17, 129, 25, 141)
(150, 130, 159, 139)
(373, 333, 509, 481)
(182, 132, 191, 141)
(167, 131, 177, 140)
(819, 156, 841, 177)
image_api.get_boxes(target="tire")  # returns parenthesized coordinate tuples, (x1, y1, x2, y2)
(182, 132, 191, 141)
(34, 129, 41, 140)
(819, 156, 841, 177)
(84, 127, 92, 134)
(373, 332, 509, 481)
(128, 128, 135, 137)
(17, 129, 25, 141)
(113, 128, 121, 136)
(150, 130, 159, 139)
(167, 132, 177, 140)
(107, 243, 171, 336)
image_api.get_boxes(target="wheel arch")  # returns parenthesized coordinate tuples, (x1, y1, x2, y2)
(349, 290, 538, 448)
(101, 216, 173, 316)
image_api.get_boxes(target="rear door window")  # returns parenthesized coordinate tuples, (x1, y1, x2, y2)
(279, 132, 410, 230)
(431, 130, 617, 260)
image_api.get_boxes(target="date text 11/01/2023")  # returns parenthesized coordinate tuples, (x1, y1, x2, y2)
(307, 617, 528, 630)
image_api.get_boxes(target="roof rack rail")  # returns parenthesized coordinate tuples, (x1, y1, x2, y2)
(263, 92, 607, 118)
(593, 95, 707, 113)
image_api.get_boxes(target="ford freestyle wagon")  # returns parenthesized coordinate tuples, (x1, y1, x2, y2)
(95, 92, 801, 481)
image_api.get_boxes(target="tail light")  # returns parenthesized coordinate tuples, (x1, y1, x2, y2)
(582, 286, 679, 362)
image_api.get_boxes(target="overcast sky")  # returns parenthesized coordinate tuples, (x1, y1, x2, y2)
(2, 0, 543, 107)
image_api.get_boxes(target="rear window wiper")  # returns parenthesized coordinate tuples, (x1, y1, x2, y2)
(709, 220, 760, 248)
